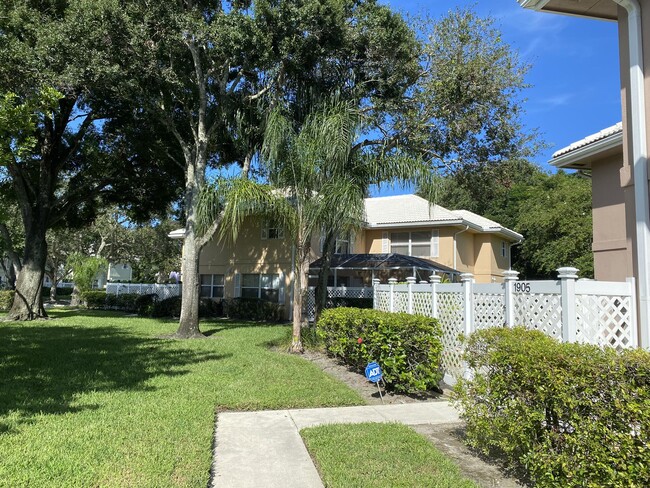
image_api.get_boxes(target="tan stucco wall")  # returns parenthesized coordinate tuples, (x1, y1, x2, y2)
(591, 154, 634, 281)
(199, 218, 320, 319)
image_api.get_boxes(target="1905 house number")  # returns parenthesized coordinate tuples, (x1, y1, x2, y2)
(514, 282, 531, 293)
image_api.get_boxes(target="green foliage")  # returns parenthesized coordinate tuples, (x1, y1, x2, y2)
(151, 296, 182, 318)
(41, 287, 74, 298)
(454, 327, 650, 487)
(317, 308, 443, 393)
(0, 290, 14, 310)
(80, 291, 107, 309)
(67, 254, 107, 293)
(329, 297, 374, 309)
(517, 171, 593, 278)
(223, 298, 284, 322)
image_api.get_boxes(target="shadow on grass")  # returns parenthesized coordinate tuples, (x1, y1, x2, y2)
(0, 322, 230, 434)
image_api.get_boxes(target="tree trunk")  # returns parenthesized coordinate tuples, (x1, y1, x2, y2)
(290, 244, 310, 353)
(8, 229, 48, 320)
(175, 156, 205, 339)
(314, 232, 336, 324)
(49, 278, 58, 302)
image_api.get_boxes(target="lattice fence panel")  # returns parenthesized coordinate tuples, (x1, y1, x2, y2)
(576, 294, 634, 350)
(437, 292, 465, 381)
(393, 291, 409, 313)
(305, 288, 316, 322)
(473, 293, 505, 330)
(375, 290, 390, 312)
(412, 292, 433, 317)
(513, 293, 562, 339)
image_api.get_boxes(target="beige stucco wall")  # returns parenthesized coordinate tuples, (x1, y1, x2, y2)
(590, 154, 634, 281)
(199, 218, 320, 319)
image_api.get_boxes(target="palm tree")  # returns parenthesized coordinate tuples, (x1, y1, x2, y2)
(198, 97, 436, 352)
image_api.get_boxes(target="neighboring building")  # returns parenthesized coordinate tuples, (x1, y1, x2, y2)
(551, 123, 631, 282)
(95, 263, 134, 288)
(518, 0, 650, 347)
(174, 194, 522, 319)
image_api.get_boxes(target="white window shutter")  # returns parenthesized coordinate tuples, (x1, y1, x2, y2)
(233, 273, 241, 297)
(349, 233, 355, 253)
(431, 230, 440, 258)
(278, 271, 285, 304)
(382, 232, 389, 253)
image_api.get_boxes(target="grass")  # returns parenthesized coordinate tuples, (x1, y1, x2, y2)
(301, 423, 478, 488)
(0, 310, 364, 487)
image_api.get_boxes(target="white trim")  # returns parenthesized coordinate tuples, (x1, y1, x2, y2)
(551, 132, 623, 169)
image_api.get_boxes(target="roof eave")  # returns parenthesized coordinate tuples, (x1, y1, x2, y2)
(550, 132, 623, 169)
(365, 220, 464, 229)
(518, 0, 551, 9)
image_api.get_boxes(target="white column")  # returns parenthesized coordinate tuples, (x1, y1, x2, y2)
(558, 267, 578, 343)
(503, 270, 519, 328)
(429, 274, 441, 318)
(388, 277, 397, 313)
(372, 278, 380, 311)
(460, 273, 474, 337)
(406, 276, 416, 314)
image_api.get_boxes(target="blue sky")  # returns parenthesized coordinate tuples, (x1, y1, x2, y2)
(387, 0, 621, 171)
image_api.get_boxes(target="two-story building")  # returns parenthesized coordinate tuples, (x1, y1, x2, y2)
(179, 194, 521, 319)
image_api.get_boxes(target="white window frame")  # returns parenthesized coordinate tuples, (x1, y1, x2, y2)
(241, 273, 281, 302)
(200, 274, 224, 299)
(390, 230, 438, 258)
(261, 222, 284, 240)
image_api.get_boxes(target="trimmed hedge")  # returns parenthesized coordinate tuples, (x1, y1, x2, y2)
(454, 327, 650, 487)
(0, 290, 14, 310)
(42, 286, 74, 297)
(80, 291, 108, 309)
(223, 297, 284, 322)
(317, 308, 443, 393)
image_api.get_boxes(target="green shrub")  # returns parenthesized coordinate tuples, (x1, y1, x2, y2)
(41, 287, 74, 298)
(0, 290, 14, 310)
(223, 298, 284, 322)
(135, 294, 158, 316)
(454, 327, 650, 487)
(151, 296, 182, 318)
(80, 291, 107, 309)
(317, 308, 443, 393)
(199, 298, 223, 318)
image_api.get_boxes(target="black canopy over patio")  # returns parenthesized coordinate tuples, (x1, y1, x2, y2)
(309, 253, 459, 286)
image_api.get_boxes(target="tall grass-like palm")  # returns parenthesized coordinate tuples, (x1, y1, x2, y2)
(198, 97, 436, 352)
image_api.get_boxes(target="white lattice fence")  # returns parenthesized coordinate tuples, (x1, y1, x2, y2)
(437, 289, 465, 381)
(373, 271, 639, 384)
(305, 287, 374, 321)
(105, 283, 181, 300)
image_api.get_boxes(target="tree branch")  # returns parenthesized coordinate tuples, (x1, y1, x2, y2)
(0, 222, 22, 271)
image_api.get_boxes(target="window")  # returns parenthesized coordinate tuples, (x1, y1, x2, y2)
(390, 231, 437, 257)
(261, 222, 284, 240)
(335, 236, 349, 254)
(501, 241, 507, 258)
(241, 273, 280, 302)
(200, 274, 224, 298)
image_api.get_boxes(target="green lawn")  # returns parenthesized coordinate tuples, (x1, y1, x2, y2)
(301, 423, 478, 488)
(0, 310, 364, 487)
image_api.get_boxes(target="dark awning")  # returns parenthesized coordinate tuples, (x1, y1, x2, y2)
(309, 253, 459, 275)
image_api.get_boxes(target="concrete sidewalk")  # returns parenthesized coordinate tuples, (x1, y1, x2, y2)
(210, 402, 461, 488)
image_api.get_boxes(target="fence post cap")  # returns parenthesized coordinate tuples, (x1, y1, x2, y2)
(557, 267, 579, 279)
(429, 274, 442, 284)
(372, 278, 380, 286)
(460, 272, 474, 283)
(406, 276, 417, 284)
(503, 270, 520, 281)
(388, 277, 398, 284)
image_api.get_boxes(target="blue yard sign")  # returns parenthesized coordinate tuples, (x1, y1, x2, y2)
(365, 362, 383, 383)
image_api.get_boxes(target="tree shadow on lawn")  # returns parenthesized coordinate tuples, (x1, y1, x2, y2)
(0, 323, 230, 435)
